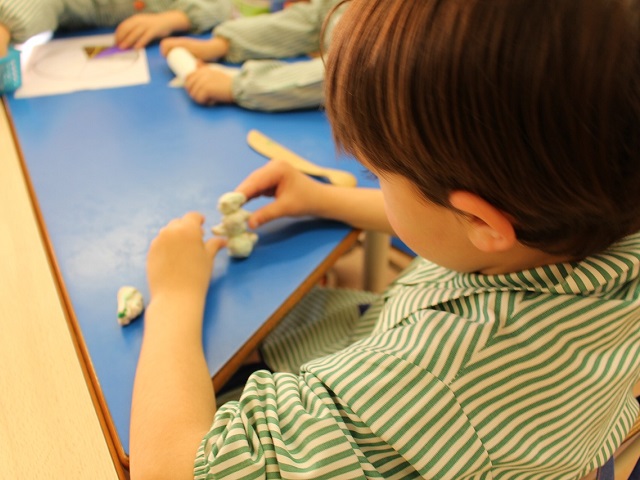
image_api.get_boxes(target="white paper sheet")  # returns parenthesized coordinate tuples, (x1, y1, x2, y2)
(14, 34, 150, 98)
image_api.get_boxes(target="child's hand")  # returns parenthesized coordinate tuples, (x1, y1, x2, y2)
(160, 36, 230, 62)
(0, 24, 10, 58)
(115, 11, 191, 50)
(184, 66, 234, 105)
(147, 212, 225, 301)
(235, 160, 329, 229)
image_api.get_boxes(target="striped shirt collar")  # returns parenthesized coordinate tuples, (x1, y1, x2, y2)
(395, 232, 640, 297)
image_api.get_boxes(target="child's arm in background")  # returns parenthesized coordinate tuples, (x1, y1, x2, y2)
(182, 66, 235, 105)
(237, 160, 394, 234)
(130, 212, 225, 480)
(161, 0, 338, 63)
(115, 11, 192, 50)
(116, 0, 233, 50)
(160, 0, 342, 110)
(212, 0, 337, 63)
(179, 56, 325, 110)
(0, 0, 64, 47)
(170, 0, 233, 34)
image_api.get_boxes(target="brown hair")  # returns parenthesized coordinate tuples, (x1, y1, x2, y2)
(325, 0, 640, 258)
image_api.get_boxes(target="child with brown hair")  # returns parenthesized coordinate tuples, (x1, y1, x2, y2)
(130, 0, 640, 478)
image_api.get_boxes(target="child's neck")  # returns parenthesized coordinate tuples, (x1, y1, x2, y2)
(476, 246, 575, 275)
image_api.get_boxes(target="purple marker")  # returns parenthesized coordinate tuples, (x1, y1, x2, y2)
(93, 45, 128, 59)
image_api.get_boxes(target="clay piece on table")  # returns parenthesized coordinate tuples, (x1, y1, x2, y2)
(211, 192, 259, 258)
(117, 286, 144, 326)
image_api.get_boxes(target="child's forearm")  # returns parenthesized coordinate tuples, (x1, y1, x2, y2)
(214, 0, 325, 62)
(231, 57, 325, 112)
(172, 0, 232, 33)
(313, 184, 395, 234)
(130, 293, 216, 480)
(160, 10, 192, 33)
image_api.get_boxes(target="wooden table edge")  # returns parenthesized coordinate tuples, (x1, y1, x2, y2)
(3, 97, 129, 477)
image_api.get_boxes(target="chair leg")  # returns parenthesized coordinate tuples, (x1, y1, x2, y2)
(630, 458, 640, 480)
(596, 456, 615, 480)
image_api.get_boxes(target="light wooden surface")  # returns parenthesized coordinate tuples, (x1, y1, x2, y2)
(0, 102, 122, 478)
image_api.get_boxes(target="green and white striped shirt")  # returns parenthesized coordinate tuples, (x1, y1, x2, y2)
(1, 0, 232, 43)
(213, 0, 343, 111)
(196, 232, 640, 479)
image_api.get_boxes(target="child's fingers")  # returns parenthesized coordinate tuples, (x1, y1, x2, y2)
(235, 161, 290, 202)
(116, 27, 138, 49)
(157, 212, 203, 235)
(114, 23, 127, 46)
(185, 73, 217, 105)
(205, 237, 226, 259)
(160, 38, 174, 57)
(159, 40, 170, 56)
(182, 211, 205, 227)
(186, 86, 205, 104)
(114, 18, 140, 48)
(184, 69, 207, 100)
(134, 30, 156, 49)
(128, 27, 147, 48)
(248, 201, 289, 229)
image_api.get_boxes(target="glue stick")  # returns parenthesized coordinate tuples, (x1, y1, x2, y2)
(167, 47, 198, 81)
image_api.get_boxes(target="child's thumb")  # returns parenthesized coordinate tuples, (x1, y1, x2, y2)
(249, 204, 282, 229)
(205, 237, 226, 259)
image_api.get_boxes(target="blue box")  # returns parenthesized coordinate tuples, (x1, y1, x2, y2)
(0, 48, 21, 94)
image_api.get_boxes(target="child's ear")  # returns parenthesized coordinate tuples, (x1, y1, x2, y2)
(449, 191, 516, 253)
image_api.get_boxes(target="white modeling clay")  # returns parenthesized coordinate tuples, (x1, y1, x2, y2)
(167, 47, 197, 81)
(117, 286, 144, 326)
(217, 192, 248, 215)
(211, 191, 258, 258)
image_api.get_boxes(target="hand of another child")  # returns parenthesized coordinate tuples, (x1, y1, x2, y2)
(160, 36, 229, 62)
(184, 66, 234, 105)
(235, 160, 328, 229)
(115, 11, 191, 49)
(147, 212, 225, 301)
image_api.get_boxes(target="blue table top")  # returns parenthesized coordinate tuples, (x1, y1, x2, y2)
(6, 35, 376, 460)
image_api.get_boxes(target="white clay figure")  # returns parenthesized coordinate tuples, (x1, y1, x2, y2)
(217, 191, 247, 214)
(117, 286, 144, 326)
(211, 192, 258, 258)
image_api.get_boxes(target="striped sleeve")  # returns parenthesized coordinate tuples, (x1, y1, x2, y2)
(231, 58, 326, 112)
(171, 0, 232, 32)
(195, 371, 384, 479)
(196, 338, 494, 479)
(210, 0, 344, 110)
(0, 0, 64, 43)
(306, 347, 494, 479)
(213, 0, 340, 62)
